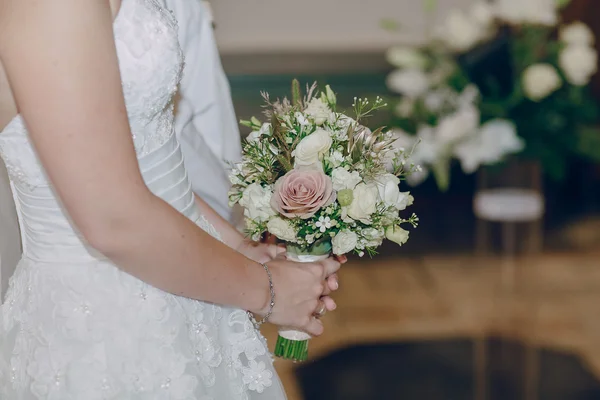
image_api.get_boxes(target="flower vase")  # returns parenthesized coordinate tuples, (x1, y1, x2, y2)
(273, 241, 331, 362)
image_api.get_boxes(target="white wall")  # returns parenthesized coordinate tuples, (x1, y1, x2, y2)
(213, 0, 475, 54)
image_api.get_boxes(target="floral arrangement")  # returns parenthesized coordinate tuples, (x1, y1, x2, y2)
(229, 80, 418, 257)
(385, 0, 600, 188)
(229, 80, 418, 361)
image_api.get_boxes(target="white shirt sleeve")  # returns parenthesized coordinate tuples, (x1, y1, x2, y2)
(163, 0, 242, 223)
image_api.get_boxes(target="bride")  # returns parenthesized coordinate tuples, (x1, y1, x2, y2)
(0, 0, 342, 398)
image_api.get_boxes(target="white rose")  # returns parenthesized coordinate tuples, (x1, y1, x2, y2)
(385, 226, 410, 246)
(522, 64, 562, 101)
(439, 9, 485, 52)
(332, 230, 358, 255)
(560, 22, 594, 46)
(239, 183, 277, 223)
(386, 68, 429, 98)
(267, 217, 298, 243)
(385, 47, 428, 69)
(495, 0, 557, 26)
(304, 97, 331, 125)
(559, 44, 598, 86)
(246, 123, 271, 142)
(347, 183, 379, 224)
(293, 128, 333, 167)
(331, 167, 362, 191)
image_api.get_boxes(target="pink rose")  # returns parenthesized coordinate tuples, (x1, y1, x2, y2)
(271, 169, 336, 219)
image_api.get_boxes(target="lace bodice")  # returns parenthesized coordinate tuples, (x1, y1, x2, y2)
(0, 0, 183, 189)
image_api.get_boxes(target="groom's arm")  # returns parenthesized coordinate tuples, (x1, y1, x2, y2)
(165, 0, 242, 223)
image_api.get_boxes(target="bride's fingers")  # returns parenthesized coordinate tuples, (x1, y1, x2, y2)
(327, 273, 339, 292)
(303, 317, 324, 337)
(265, 244, 281, 259)
(275, 244, 287, 256)
(335, 254, 348, 264)
(321, 295, 336, 311)
(321, 273, 338, 296)
(320, 257, 341, 278)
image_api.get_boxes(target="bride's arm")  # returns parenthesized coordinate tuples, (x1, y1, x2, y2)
(0, 0, 336, 335)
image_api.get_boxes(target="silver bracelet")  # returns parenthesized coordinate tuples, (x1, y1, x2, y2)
(247, 263, 275, 330)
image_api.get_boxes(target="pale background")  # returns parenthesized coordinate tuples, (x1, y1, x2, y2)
(212, 0, 475, 54)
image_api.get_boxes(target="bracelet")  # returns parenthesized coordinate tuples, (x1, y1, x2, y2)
(247, 263, 275, 330)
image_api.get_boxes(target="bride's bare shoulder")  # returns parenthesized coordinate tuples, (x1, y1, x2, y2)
(0, 0, 123, 132)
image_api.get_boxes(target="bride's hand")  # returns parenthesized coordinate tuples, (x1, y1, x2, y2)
(259, 257, 341, 336)
(237, 239, 286, 264)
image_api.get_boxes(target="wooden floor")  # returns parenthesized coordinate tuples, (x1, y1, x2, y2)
(260, 251, 600, 400)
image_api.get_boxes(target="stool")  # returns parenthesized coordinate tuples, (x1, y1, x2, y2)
(472, 186, 544, 400)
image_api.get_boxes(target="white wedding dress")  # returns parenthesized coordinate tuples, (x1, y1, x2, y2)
(0, 0, 286, 398)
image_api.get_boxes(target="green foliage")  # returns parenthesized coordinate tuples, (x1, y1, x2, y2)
(446, 24, 600, 181)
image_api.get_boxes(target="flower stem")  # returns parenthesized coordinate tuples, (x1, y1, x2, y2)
(274, 335, 310, 362)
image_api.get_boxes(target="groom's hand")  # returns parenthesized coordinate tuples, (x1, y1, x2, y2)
(237, 239, 286, 264)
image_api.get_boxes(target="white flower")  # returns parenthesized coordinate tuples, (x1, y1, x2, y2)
(457, 84, 480, 107)
(559, 44, 598, 86)
(315, 216, 332, 233)
(336, 114, 356, 131)
(267, 217, 298, 242)
(331, 167, 362, 191)
(386, 68, 429, 98)
(469, 1, 495, 27)
(292, 128, 333, 166)
(494, 0, 557, 26)
(246, 123, 271, 142)
(228, 164, 244, 186)
(423, 91, 446, 113)
(385, 226, 410, 246)
(522, 63, 562, 101)
(327, 150, 345, 167)
(453, 119, 524, 173)
(332, 230, 358, 255)
(361, 227, 385, 248)
(239, 183, 277, 223)
(439, 9, 485, 52)
(436, 105, 480, 145)
(295, 112, 311, 126)
(304, 97, 331, 125)
(373, 174, 413, 210)
(395, 97, 415, 117)
(347, 183, 379, 224)
(385, 46, 428, 69)
(242, 360, 273, 393)
(560, 21, 595, 46)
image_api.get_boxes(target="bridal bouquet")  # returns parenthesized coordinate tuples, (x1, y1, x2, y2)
(229, 80, 418, 361)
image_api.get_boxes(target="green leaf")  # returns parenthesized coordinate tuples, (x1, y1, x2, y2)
(555, 0, 571, 8)
(576, 125, 600, 162)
